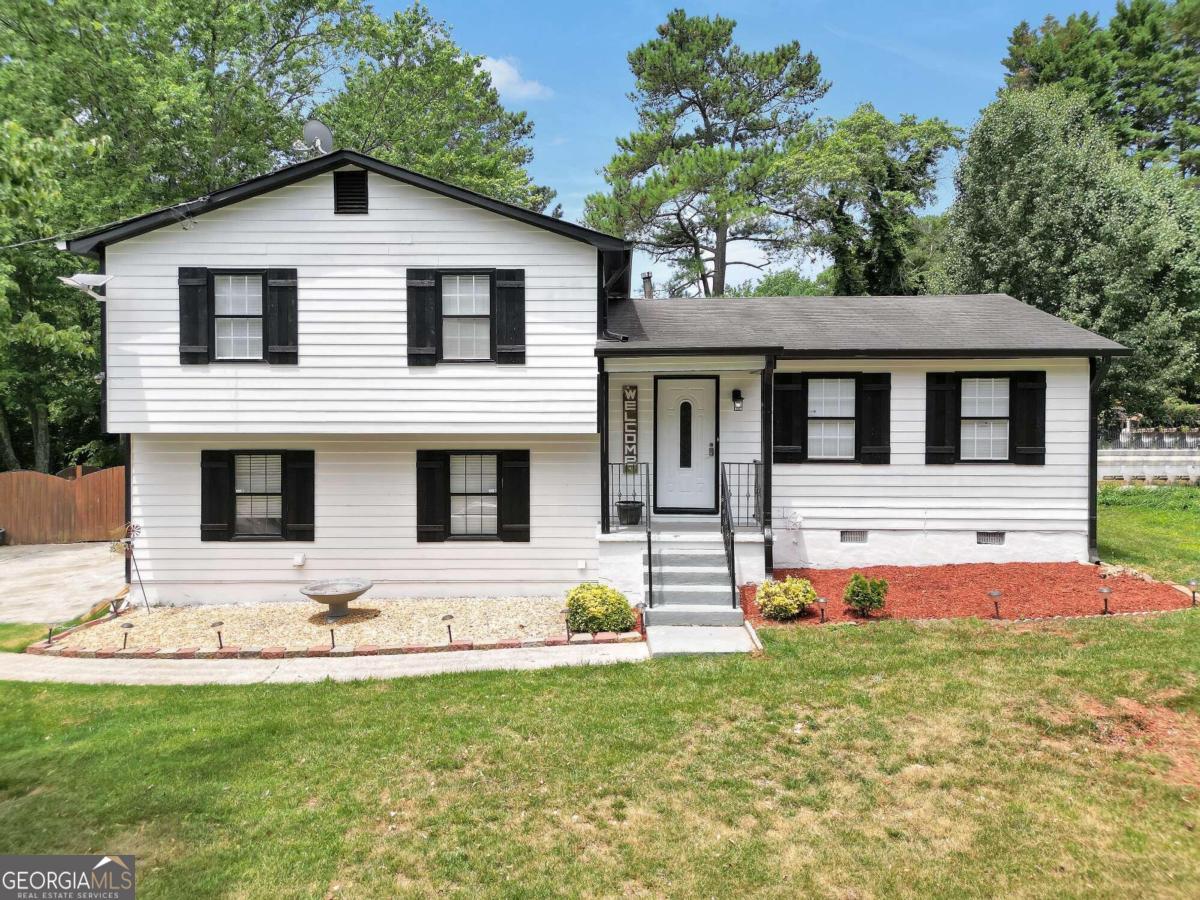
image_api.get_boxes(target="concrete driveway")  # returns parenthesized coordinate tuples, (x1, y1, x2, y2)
(0, 543, 125, 624)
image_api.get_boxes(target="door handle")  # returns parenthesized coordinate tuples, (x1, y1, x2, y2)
(708, 442, 715, 457)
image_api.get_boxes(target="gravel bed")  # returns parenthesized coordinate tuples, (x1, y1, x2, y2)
(56, 596, 568, 650)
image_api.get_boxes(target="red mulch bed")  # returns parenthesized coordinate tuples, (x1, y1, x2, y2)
(742, 563, 1191, 627)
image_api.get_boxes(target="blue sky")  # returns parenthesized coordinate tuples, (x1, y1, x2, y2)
(379, 0, 1096, 283)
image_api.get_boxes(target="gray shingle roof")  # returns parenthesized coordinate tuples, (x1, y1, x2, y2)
(600, 293, 1128, 357)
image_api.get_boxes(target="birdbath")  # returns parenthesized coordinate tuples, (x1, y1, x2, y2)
(301, 579, 374, 621)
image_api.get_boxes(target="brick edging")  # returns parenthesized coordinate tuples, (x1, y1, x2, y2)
(26, 629, 644, 660)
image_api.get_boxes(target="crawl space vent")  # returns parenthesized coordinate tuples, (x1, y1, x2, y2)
(840, 530, 868, 544)
(976, 531, 1006, 545)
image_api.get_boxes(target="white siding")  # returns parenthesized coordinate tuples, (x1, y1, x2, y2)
(104, 170, 599, 434)
(131, 433, 600, 603)
(772, 357, 1091, 565)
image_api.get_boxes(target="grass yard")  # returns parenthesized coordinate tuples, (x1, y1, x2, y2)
(0, 623, 47, 654)
(1098, 484, 1200, 584)
(2, 615, 1199, 897)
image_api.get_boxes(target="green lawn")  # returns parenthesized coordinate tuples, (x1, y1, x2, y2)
(2, 615, 1199, 898)
(0, 623, 48, 654)
(1098, 484, 1200, 584)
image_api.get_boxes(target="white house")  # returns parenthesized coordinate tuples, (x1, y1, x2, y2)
(66, 150, 1128, 628)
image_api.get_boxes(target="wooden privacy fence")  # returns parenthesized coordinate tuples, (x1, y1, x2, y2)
(0, 466, 125, 545)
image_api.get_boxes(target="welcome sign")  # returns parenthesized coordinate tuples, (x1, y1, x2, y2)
(622, 385, 638, 470)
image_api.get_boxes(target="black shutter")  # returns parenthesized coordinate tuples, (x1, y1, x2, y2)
(773, 374, 807, 463)
(926, 373, 961, 464)
(498, 450, 530, 542)
(416, 450, 449, 542)
(179, 267, 210, 364)
(282, 450, 315, 540)
(265, 269, 299, 365)
(1011, 371, 1047, 465)
(333, 170, 368, 214)
(856, 373, 891, 464)
(406, 269, 439, 366)
(494, 269, 526, 364)
(200, 450, 234, 540)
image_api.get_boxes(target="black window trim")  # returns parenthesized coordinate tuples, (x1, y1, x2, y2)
(436, 268, 497, 364)
(775, 371, 884, 465)
(224, 449, 289, 542)
(447, 451, 500, 541)
(804, 374, 858, 463)
(208, 268, 268, 364)
(957, 372, 1014, 464)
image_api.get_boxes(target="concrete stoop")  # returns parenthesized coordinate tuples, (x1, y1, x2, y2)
(645, 625, 756, 656)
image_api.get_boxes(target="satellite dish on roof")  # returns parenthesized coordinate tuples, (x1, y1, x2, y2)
(302, 119, 334, 154)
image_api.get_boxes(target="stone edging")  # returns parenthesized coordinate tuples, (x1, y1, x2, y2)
(25, 606, 645, 660)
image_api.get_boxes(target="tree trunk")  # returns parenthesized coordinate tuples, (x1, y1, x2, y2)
(712, 219, 728, 296)
(0, 407, 21, 471)
(30, 399, 50, 473)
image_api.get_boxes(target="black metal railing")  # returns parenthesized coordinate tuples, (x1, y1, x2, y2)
(719, 467, 738, 608)
(605, 462, 654, 607)
(721, 461, 762, 529)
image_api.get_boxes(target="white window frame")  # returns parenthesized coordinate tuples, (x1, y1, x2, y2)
(806, 377, 857, 461)
(211, 271, 266, 362)
(439, 271, 494, 362)
(960, 376, 1011, 462)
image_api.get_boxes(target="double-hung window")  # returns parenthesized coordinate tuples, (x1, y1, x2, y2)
(449, 453, 498, 537)
(234, 453, 283, 537)
(960, 377, 1010, 461)
(213, 273, 264, 361)
(441, 273, 492, 361)
(806, 378, 857, 460)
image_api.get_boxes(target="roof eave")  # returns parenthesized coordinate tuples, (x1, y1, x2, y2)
(66, 149, 630, 257)
(596, 345, 1131, 358)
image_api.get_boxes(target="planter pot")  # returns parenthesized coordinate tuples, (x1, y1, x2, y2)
(616, 500, 643, 527)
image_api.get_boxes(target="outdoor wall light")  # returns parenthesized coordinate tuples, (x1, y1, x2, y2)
(817, 596, 827, 623)
(211, 621, 224, 649)
(1098, 586, 1113, 615)
(732, 389, 744, 411)
(988, 589, 1002, 619)
(1189, 579, 1198, 608)
(120, 621, 134, 650)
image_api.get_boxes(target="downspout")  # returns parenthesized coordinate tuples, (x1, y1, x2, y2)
(99, 245, 132, 587)
(598, 360, 610, 534)
(1088, 355, 1112, 563)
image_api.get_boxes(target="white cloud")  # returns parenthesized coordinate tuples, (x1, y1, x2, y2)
(480, 56, 553, 101)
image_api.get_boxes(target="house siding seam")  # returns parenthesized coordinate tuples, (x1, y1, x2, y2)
(103, 171, 599, 434)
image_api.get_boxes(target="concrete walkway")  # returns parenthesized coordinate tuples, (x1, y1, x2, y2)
(0, 642, 650, 685)
(0, 543, 125, 623)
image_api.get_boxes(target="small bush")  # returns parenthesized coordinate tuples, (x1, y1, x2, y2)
(844, 573, 887, 616)
(756, 577, 817, 621)
(565, 584, 635, 634)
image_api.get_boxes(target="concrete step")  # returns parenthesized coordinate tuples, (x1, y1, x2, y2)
(644, 551, 727, 568)
(650, 585, 735, 605)
(644, 567, 730, 585)
(644, 606, 745, 627)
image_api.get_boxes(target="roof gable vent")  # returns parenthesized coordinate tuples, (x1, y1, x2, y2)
(334, 170, 368, 214)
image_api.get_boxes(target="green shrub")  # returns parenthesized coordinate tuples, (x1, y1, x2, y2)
(756, 577, 817, 621)
(844, 573, 887, 616)
(565, 584, 636, 634)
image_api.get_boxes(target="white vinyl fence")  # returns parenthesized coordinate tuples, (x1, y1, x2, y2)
(1098, 433, 1200, 483)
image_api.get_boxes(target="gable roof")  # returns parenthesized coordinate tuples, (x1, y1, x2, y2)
(65, 149, 629, 257)
(600, 293, 1129, 357)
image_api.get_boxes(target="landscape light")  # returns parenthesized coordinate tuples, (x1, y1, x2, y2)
(211, 621, 224, 649)
(442, 613, 454, 644)
(1098, 587, 1113, 616)
(1188, 579, 1198, 608)
(817, 596, 827, 624)
(120, 621, 134, 650)
(988, 589, 1002, 619)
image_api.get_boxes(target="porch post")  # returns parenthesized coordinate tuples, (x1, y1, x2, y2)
(598, 361, 610, 534)
(761, 354, 774, 572)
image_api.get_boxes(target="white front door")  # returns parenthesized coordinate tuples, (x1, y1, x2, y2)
(656, 378, 717, 511)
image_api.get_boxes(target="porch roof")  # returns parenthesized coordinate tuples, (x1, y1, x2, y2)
(598, 293, 1129, 358)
